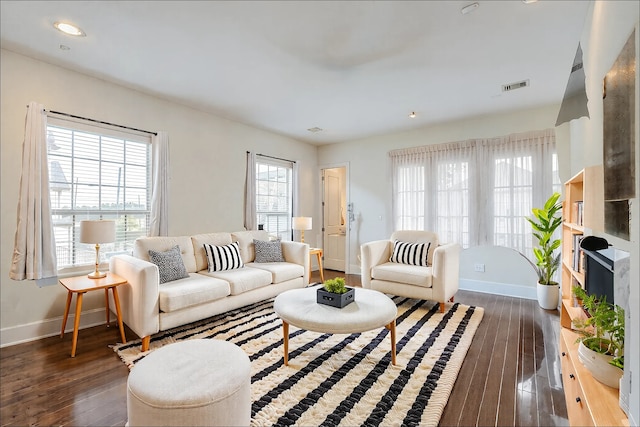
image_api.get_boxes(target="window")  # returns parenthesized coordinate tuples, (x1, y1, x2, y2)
(493, 156, 533, 250)
(391, 129, 558, 258)
(395, 164, 425, 230)
(47, 120, 151, 271)
(255, 156, 293, 240)
(437, 160, 470, 248)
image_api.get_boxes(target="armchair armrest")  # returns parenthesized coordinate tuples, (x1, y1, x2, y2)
(360, 240, 391, 288)
(430, 243, 461, 303)
(281, 241, 310, 284)
(108, 254, 160, 340)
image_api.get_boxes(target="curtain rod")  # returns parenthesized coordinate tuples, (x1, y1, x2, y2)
(28, 105, 157, 136)
(249, 151, 296, 164)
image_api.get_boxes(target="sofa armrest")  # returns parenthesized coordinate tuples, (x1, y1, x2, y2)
(360, 240, 391, 288)
(431, 243, 461, 303)
(109, 254, 160, 340)
(281, 241, 310, 284)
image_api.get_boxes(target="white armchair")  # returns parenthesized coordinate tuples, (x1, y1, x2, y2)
(360, 230, 461, 312)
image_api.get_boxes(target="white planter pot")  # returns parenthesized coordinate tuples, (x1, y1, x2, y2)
(536, 283, 559, 310)
(577, 341, 622, 389)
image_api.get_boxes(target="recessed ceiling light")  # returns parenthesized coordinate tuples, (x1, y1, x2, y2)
(461, 2, 479, 15)
(409, 112, 416, 118)
(54, 22, 86, 37)
(522, 0, 539, 3)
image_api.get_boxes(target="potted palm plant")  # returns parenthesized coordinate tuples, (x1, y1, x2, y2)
(525, 192, 562, 309)
(572, 286, 624, 388)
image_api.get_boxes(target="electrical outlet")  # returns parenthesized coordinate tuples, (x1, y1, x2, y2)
(474, 263, 485, 273)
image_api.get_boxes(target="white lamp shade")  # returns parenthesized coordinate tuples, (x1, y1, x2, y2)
(80, 220, 116, 244)
(292, 217, 312, 231)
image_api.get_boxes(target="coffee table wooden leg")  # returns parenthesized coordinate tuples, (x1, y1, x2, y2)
(111, 287, 127, 344)
(60, 291, 72, 338)
(71, 292, 84, 357)
(388, 320, 397, 366)
(283, 320, 289, 366)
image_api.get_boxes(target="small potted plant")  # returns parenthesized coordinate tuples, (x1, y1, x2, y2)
(572, 285, 624, 388)
(525, 192, 562, 309)
(317, 277, 355, 308)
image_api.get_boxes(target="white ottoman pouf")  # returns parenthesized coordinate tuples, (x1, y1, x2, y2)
(127, 339, 251, 427)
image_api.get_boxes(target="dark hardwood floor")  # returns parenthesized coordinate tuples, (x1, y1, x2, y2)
(0, 270, 567, 426)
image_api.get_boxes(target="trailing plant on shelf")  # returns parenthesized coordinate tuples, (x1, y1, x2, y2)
(323, 277, 348, 294)
(525, 192, 563, 286)
(572, 285, 624, 370)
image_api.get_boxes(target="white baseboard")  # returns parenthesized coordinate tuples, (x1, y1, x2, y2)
(0, 308, 112, 348)
(459, 278, 537, 300)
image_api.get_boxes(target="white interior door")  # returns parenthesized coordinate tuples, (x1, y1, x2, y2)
(323, 168, 346, 271)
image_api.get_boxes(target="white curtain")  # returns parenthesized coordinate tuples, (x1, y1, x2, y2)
(149, 131, 169, 236)
(244, 151, 257, 230)
(292, 160, 300, 217)
(391, 129, 557, 258)
(10, 102, 58, 284)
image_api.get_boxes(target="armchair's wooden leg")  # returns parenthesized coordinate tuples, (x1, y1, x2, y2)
(439, 302, 445, 313)
(141, 335, 151, 352)
(449, 296, 455, 302)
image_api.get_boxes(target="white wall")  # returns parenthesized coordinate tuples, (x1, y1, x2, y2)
(0, 49, 318, 345)
(577, 2, 639, 423)
(318, 104, 563, 289)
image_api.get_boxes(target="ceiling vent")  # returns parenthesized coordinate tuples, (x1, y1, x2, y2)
(502, 79, 530, 92)
(307, 127, 323, 133)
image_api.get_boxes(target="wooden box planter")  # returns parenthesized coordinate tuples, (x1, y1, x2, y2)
(317, 287, 355, 308)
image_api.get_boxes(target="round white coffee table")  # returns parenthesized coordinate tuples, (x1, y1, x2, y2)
(273, 285, 398, 365)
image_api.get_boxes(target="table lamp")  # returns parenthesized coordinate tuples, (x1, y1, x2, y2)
(292, 217, 312, 243)
(80, 220, 116, 279)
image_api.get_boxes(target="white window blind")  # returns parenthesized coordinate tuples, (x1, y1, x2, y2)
(255, 156, 293, 241)
(47, 118, 151, 271)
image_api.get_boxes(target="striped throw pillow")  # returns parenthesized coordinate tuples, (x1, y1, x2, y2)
(204, 242, 244, 272)
(389, 240, 430, 267)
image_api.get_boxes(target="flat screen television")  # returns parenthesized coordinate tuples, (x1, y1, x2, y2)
(582, 248, 615, 305)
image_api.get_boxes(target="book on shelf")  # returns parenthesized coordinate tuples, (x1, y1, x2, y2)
(572, 233, 584, 272)
(572, 201, 584, 226)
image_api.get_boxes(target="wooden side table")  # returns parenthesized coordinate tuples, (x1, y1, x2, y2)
(59, 272, 127, 357)
(309, 248, 324, 283)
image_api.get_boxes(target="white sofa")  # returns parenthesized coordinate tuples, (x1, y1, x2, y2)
(360, 230, 461, 313)
(109, 230, 309, 351)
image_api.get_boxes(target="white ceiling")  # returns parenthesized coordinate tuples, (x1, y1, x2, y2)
(0, 1, 591, 145)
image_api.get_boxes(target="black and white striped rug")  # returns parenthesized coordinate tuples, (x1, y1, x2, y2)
(113, 296, 484, 427)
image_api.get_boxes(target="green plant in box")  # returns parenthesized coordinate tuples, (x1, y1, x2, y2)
(323, 277, 348, 294)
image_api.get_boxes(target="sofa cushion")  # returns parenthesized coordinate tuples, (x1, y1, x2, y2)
(134, 236, 197, 273)
(390, 240, 430, 267)
(246, 262, 304, 284)
(200, 267, 272, 296)
(158, 274, 231, 312)
(191, 232, 233, 272)
(390, 230, 439, 266)
(371, 262, 433, 288)
(254, 239, 285, 263)
(231, 230, 270, 263)
(148, 245, 190, 284)
(204, 242, 244, 272)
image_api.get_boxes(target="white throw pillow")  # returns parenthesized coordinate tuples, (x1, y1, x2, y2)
(204, 242, 244, 272)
